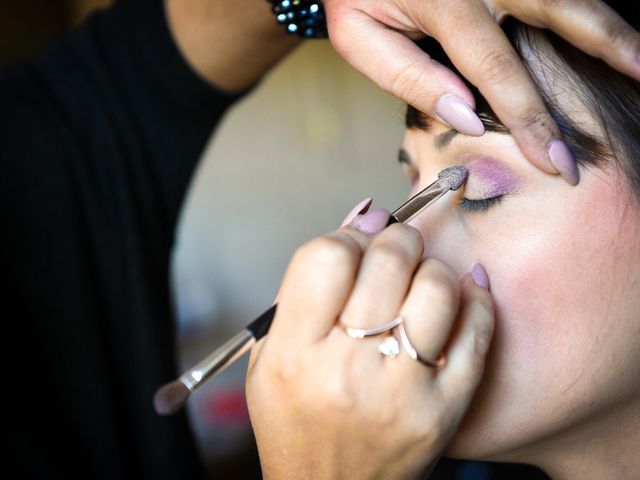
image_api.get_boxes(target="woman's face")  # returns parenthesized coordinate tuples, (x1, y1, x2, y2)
(400, 82, 640, 465)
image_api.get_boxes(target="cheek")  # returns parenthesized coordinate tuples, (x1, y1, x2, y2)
(443, 174, 640, 459)
(494, 221, 594, 370)
(493, 183, 627, 377)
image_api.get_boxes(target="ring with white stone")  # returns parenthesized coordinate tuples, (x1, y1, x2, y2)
(378, 334, 401, 358)
(396, 322, 446, 369)
(340, 315, 404, 339)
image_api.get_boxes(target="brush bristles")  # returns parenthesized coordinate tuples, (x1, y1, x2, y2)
(438, 165, 468, 191)
(153, 380, 190, 416)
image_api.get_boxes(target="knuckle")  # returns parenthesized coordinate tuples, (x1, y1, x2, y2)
(325, 7, 361, 63)
(479, 48, 521, 86)
(369, 241, 414, 274)
(513, 107, 555, 137)
(484, 0, 509, 22)
(471, 307, 495, 358)
(422, 274, 457, 312)
(263, 345, 301, 386)
(401, 223, 425, 248)
(533, 0, 566, 25)
(323, 2, 345, 35)
(538, 0, 563, 10)
(383, 223, 424, 252)
(475, 322, 494, 357)
(328, 24, 348, 56)
(272, 360, 298, 386)
(389, 60, 432, 109)
(296, 234, 359, 268)
(412, 412, 446, 449)
(475, 289, 495, 316)
(602, 17, 635, 51)
(316, 369, 356, 412)
(469, 290, 495, 356)
(416, 260, 458, 300)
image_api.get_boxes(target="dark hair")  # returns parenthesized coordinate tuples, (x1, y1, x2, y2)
(407, 5, 640, 199)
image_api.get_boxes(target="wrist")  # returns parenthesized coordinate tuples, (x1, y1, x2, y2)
(267, 0, 328, 38)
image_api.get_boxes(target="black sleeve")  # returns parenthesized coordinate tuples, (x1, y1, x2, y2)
(1, 1, 245, 479)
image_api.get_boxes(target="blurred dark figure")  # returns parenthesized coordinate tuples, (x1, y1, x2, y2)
(0, 0, 111, 64)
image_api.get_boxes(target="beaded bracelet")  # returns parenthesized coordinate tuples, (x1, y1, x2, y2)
(268, 0, 328, 39)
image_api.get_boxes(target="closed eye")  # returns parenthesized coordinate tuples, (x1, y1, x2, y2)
(459, 196, 504, 212)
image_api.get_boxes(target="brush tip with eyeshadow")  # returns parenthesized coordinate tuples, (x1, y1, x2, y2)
(438, 165, 468, 191)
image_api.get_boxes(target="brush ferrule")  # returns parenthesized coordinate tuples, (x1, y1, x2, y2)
(180, 329, 255, 391)
(390, 178, 451, 224)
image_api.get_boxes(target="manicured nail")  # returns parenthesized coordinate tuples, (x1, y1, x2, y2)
(340, 197, 373, 227)
(548, 139, 579, 186)
(351, 208, 391, 234)
(435, 95, 485, 136)
(471, 263, 490, 290)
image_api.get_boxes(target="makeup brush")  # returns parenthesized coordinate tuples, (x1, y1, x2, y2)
(153, 165, 468, 416)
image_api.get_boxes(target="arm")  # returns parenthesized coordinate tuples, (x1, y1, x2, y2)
(165, 0, 301, 92)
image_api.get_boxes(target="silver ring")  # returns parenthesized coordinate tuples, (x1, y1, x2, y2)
(340, 315, 403, 339)
(396, 322, 446, 369)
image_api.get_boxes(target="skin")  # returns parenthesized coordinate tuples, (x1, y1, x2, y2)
(165, 0, 300, 92)
(400, 49, 640, 476)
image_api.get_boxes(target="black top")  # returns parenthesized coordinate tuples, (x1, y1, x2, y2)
(2, 1, 242, 478)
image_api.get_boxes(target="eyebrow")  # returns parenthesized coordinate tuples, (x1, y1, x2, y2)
(405, 106, 511, 150)
(434, 129, 459, 150)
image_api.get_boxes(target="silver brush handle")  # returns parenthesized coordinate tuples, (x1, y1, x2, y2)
(155, 166, 468, 414)
(179, 329, 255, 391)
(391, 178, 450, 224)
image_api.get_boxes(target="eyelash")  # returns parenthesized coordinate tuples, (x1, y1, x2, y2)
(459, 196, 504, 212)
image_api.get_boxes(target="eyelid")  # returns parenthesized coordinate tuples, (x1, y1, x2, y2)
(462, 157, 521, 201)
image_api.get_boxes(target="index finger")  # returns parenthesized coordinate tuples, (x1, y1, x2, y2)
(427, 2, 579, 184)
(268, 219, 376, 345)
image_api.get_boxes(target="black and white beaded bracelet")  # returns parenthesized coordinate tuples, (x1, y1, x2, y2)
(268, 0, 328, 39)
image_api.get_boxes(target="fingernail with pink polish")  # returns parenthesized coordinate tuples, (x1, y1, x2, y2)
(548, 139, 579, 186)
(472, 263, 490, 290)
(351, 208, 390, 234)
(435, 95, 485, 136)
(340, 197, 373, 227)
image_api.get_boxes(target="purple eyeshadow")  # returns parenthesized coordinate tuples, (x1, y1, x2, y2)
(464, 158, 521, 199)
